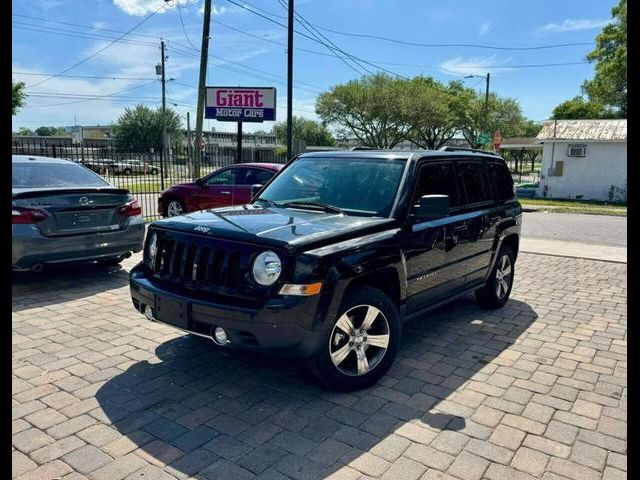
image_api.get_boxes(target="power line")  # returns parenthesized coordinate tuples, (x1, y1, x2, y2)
(235, 0, 595, 51)
(23, 3, 168, 90)
(12, 13, 161, 40)
(276, 0, 369, 76)
(176, 1, 199, 51)
(13, 19, 591, 75)
(12, 24, 158, 48)
(26, 80, 159, 107)
(13, 71, 156, 81)
(166, 45, 324, 94)
(225, 0, 406, 78)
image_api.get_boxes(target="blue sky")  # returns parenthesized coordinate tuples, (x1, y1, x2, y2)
(12, 0, 615, 134)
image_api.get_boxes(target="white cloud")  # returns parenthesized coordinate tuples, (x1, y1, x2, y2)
(479, 21, 490, 35)
(112, 0, 168, 16)
(439, 55, 513, 76)
(538, 18, 610, 33)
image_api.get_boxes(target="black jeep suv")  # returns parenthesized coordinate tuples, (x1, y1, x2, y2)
(130, 149, 521, 390)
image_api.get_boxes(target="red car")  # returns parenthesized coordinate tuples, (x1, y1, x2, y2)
(158, 163, 283, 217)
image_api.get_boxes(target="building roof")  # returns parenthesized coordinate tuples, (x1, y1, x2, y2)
(536, 119, 627, 142)
(500, 137, 541, 149)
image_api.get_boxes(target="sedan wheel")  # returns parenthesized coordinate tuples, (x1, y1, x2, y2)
(166, 201, 184, 217)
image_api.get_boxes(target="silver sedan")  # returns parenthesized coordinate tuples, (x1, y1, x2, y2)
(12, 155, 145, 272)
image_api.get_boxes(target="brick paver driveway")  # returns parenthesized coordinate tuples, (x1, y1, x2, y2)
(12, 252, 626, 480)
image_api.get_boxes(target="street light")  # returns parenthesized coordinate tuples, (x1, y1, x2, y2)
(464, 73, 491, 144)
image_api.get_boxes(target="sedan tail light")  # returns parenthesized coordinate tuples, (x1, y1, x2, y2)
(118, 199, 142, 217)
(12, 206, 49, 224)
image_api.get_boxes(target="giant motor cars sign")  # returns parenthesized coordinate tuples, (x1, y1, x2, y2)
(205, 86, 276, 122)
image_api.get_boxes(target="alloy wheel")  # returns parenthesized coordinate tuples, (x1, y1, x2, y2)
(329, 304, 390, 376)
(167, 201, 184, 217)
(495, 254, 513, 299)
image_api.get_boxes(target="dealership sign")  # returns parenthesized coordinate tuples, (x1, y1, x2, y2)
(205, 87, 276, 122)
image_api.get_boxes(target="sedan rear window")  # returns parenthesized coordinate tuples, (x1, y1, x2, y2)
(13, 162, 110, 188)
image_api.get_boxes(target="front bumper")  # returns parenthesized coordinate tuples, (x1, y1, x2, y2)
(129, 264, 327, 358)
(12, 219, 144, 270)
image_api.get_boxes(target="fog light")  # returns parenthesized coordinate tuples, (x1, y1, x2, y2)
(213, 327, 228, 345)
(144, 305, 154, 320)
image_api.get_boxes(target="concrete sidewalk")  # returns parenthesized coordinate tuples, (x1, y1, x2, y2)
(521, 237, 627, 263)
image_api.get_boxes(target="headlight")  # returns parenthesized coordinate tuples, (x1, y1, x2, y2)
(252, 250, 282, 286)
(146, 231, 157, 267)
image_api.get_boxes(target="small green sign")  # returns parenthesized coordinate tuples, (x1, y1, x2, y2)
(477, 133, 491, 144)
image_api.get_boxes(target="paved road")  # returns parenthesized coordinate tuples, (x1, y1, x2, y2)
(522, 212, 627, 247)
(12, 253, 627, 480)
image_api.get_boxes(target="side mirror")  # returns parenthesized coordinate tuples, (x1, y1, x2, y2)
(251, 184, 264, 198)
(413, 194, 449, 219)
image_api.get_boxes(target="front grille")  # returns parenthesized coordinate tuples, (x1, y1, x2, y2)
(147, 229, 279, 302)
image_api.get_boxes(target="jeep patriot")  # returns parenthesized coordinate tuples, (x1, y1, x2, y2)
(130, 149, 521, 390)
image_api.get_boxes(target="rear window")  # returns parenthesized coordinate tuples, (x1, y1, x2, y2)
(12, 162, 110, 188)
(488, 162, 515, 201)
(458, 161, 490, 205)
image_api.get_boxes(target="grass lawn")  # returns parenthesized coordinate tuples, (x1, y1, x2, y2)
(521, 198, 627, 216)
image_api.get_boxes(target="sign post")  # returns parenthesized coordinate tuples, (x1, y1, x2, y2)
(204, 87, 276, 164)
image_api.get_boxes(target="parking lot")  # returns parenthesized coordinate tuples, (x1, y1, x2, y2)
(12, 252, 626, 480)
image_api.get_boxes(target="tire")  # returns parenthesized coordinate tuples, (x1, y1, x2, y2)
(150, 168, 159, 175)
(123, 168, 132, 175)
(475, 246, 515, 309)
(308, 287, 401, 391)
(165, 200, 185, 217)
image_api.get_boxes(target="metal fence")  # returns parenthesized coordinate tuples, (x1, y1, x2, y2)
(12, 139, 288, 220)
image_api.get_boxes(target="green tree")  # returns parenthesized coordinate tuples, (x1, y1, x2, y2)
(34, 126, 66, 136)
(551, 96, 611, 119)
(271, 116, 335, 146)
(15, 127, 34, 136)
(407, 77, 473, 149)
(582, 0, 626, 116)
(458, 91, 525, 148)
(517, 119, 543, 137)
(316, 73, 412, 149)
(113, 105, 182, 152)
(12, 81, 27, 115)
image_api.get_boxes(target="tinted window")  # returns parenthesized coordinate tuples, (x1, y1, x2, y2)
(458, 162, 490, 204)
(204, 168, 235, 186)
(488, 162, 514, 201)
(413, 162, 460, 208)
(12, 162, 109, 188)
(237, 168, 274, 186)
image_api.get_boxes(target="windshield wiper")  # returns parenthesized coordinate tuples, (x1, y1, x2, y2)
(254, 197, 279, 207)
(281, 201, 342, 213)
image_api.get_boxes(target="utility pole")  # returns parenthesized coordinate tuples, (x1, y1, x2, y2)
(286, 0, 294, 160)
(483, 72, 490, 139)
(194, 0, 211, 180)
(160, 39, 167, 190)
(186, 111, 192, 179)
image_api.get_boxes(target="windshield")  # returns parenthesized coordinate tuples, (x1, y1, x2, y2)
(12, 162, 110, 188)
(255, 156, 406, 216)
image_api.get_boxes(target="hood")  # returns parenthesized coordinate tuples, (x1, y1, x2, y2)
(152, 204, 395, 250)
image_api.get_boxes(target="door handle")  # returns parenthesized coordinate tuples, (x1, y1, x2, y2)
(221, 191, 231, 195)
(452, 224, 468, 232)
(491, 216, 501, 222)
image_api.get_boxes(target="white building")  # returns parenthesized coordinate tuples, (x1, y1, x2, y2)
(536, 119, 627, 202)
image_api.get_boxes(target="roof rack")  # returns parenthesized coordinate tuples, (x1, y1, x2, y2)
(350, 146, 377, 151)
(438, 146, 500, 156)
